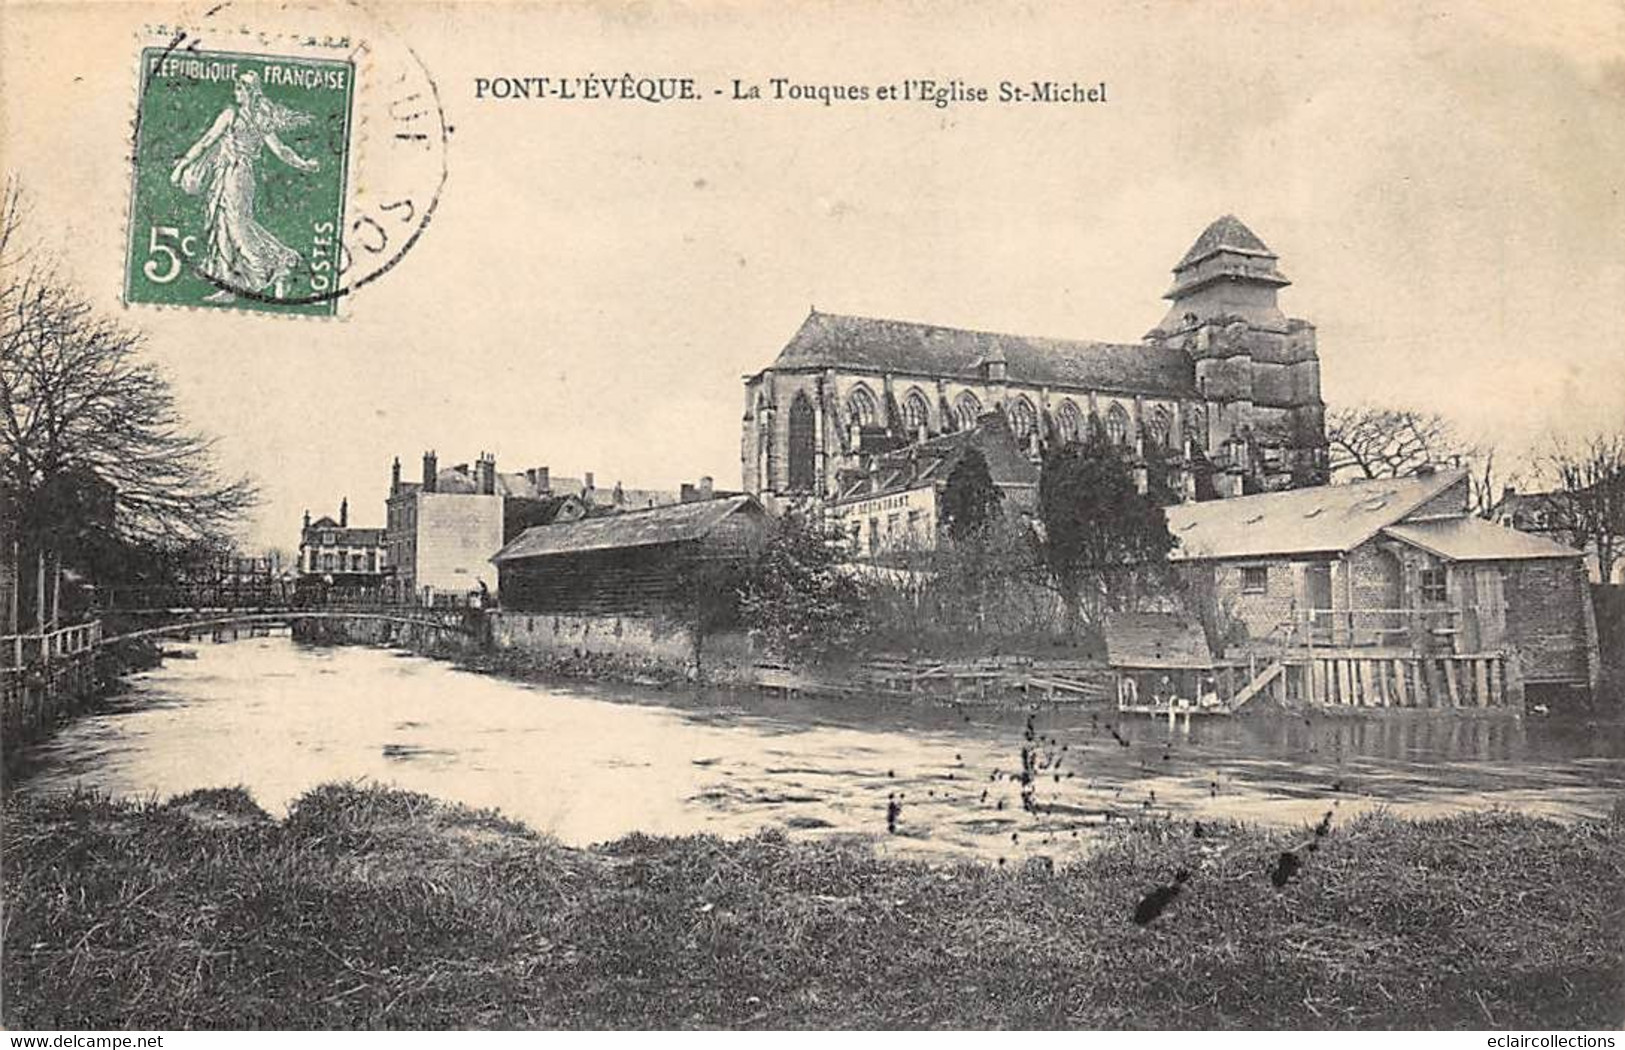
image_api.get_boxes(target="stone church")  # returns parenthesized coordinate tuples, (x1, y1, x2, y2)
(740, 215, 1329, 503)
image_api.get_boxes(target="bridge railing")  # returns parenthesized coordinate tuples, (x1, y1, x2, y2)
(2, 620, 104, 672)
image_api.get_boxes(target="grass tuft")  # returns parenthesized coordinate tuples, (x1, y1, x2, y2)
(4, 784, 1620, 1029)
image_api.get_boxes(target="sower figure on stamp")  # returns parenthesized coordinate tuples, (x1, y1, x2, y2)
(170, 71, 319, 303)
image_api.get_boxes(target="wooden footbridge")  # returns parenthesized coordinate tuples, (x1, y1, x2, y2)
(2, 606, 479, 752)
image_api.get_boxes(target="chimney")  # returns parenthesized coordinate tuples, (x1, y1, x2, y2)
(303, 509, 311, 530)
(681, 483, 698, 503)
(477, 452, 496, 496)
(391, 457, 401, 495)
(584, 471, 595, 493)
(535, 466, 550, 493)
(423, 451, 438, 493)
(700, 476, 714, 498)
(340, 497, 348, 527)
(613, 481, 625, 506)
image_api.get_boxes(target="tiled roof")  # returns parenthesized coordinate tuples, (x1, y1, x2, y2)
(496, 472, 546, 499)
(1382, 517, 1582, 562)
(1166, 470, 1467, 560)
(833, 414, 1037, 503)
(492, 496, 763, 562)
(1175, 214, 1275, 269)
(1104, 612, 1215, 669)
(771, 311, 1197, 399)
(589, 486, 683, 511)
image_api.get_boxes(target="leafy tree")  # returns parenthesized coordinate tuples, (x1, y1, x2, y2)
(739, 511, 867, 665)
(668, 554, 752, 677)
(940, 447, 1001, 544)
(1140, 437, 1182, 507)
(1038, 428, 1176, 632)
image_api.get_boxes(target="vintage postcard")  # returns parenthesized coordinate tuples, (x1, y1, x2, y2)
(1, 0, 1621, 1037)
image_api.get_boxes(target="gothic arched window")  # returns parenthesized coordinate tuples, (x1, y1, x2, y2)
(1055, 399, 1083, 444)
(1146, 405, 1173, 448)
(1009, 396, 1039, 440)
(1105, 403, 1131, 445)
(846, 385, 879, 428)
(788, 392, 816, 492)
(953, 391, 983, 430)
(902, 389, 931, 435)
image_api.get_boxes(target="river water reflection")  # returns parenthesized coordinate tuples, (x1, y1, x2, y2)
(19, 636, 1625, 862)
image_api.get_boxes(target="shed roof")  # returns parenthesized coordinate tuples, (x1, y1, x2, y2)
(1381, 516, 1583, 563)
(770, 311, 1197, 399)
(1103, 612, 1215, 670)
(1166, 470, 1467, 561)
(492, 495, 761, 562)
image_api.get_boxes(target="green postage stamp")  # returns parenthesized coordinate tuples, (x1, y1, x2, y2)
(126, 48, 354, 317)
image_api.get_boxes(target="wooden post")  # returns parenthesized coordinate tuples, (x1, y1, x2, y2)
(1392, 658, 1409, 706)
(1474, 659, 1490, 708)
(36, 550, 46, 634)
(1489, 656, 1503, 707)
(1444, 659, 1461, 707)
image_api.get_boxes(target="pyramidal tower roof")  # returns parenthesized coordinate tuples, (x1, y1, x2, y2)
(1176, 215, 1275, 268)
(1165, 214, 1290, 300)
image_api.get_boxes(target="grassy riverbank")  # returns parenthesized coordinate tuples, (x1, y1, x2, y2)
(3, 784, 1620, 1030)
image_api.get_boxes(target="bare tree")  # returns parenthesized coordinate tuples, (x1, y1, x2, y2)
(1326, 405, 1473, 481)
(1466, 446, 1513, 519)
(1538, 432, 1625, 584)
(1, 177, 257, 624)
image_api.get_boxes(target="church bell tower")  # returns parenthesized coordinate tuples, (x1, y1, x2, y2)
(1147, 215, 1327, 492)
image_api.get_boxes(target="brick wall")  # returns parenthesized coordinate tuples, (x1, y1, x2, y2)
(1213, 560, 1299, 644)
(1502, 558, 1593, 683)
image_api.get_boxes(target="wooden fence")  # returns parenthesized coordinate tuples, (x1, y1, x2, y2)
(2, 620, 103, 672)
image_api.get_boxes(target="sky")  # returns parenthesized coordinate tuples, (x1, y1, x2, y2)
(3, 0, 1623, 551)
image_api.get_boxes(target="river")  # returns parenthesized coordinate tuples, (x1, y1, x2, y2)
(17, 635, 1625, 862)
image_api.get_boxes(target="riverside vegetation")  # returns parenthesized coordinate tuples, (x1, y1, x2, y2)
(3, 783, 1620, 1030)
